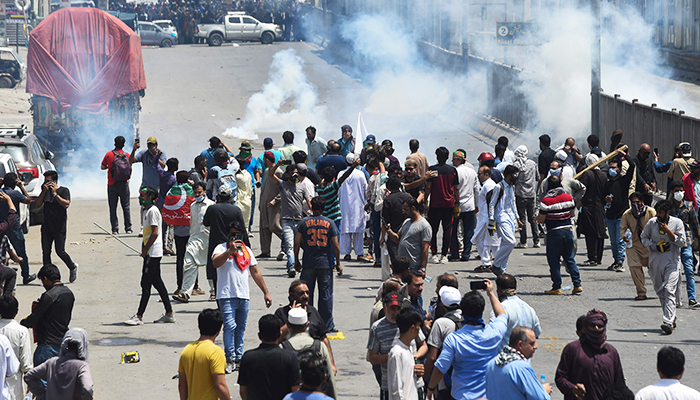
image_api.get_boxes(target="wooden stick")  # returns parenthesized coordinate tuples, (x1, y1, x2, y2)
(93, 222, 141, 254)
(573, 145, 628, 180)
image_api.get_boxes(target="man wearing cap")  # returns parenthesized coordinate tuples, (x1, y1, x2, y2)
(406, 139, 429, 178)
(316, 142, 347, 177)
(130, 136, 167, 236)
(207, 149, 240, 202)
(556, 150, 575, 179)
(424, 286, 462, 399)
(280, 131, 302, 167)
(268, 160, 313, 277)
(237, 141, 262, 233)
(669, 142, 695, 183)
(338, 153, 368, 261)
(479, 152, 503, 183)
(201, 136, 235, 170)
(258, 151, 284, 259)
(282, 308, 337, 398)
(338, 125, 355, 158)
(451, 150, 479, 261)
(359, 134, 376, 165)
(368, 292, 426, 399)
(257, 138, 282, 187)
(305, 126, 327, 171)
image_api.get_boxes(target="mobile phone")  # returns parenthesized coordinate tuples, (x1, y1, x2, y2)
(470, 281, 487, 291)
(230, 232, 243, 242)
(281, 159, 292, 165)
(288, 293, 296, 304)
(135, 138, 140, 145)
(654, 148, 659, 156)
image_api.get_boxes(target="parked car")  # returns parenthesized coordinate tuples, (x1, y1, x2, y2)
(0, 154, 30, 233)
(138, 21, 176, 47)
(195, 12, 283, 46)
(0, 125, 56, 227)
(0, 47, 25, 89)
(153, 19, 178, 42)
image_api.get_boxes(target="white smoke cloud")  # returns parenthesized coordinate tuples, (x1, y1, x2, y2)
(221, 48, 330, 140)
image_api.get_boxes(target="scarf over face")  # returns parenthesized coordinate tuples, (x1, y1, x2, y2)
(583, 309, 607, 349)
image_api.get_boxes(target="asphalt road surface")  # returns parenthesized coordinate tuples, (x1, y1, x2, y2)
(6, 41, 700, 399)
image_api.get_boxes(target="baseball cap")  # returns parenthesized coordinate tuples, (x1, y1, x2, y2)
(478, 152, 494, 162)
(382, 292, 401, 307)
(689, 160, 700, 169)
(681, 142, 692, 157)
(439, 286, 461, 307)
(288, 308, 308, 325)
(146, 136, 158, 145)
(366, 135, 376, 144)
(453, 150, 465, 159)
(214, 148, 229, 162)
(263, 137, 274, 148)
(296, 163, 308, 176)
(346, 153, 356, 164)
(239, 141, 253, 151)
(264, 151, 276, 162)
(218, 185, 233, 197)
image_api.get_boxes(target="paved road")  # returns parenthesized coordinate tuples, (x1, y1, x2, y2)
(5, 41, 700, 399)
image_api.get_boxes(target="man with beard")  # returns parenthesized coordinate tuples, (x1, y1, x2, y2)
(604, 157, 636, 272)
(578, 154, 608, 266)
(473, 166, 501, 272)
(633, 144, 656, 206)
(641, 200, 686, 334)
(620, 192, 656, 300)
(555, 309, 625, 400)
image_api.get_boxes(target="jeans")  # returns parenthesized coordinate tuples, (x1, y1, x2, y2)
(219, 297, 249, 361)
(0, 267, 16, 296)
(428, 207, 453, 256)
(681, 245, 696, 301)
(137, 256, 172, 316)
(33, 343, 60, 367)
(371, 206, 381, 257)
(450, 210, 475, 259)
(174, 235, 189, 290)
(546, 228, 581, 289)
(41, 228, 76, 271)
(300, 268, 335, 330)
(108, 181, 132, 232)
(6, 225, 29, 279)
(281, 219, 300, 271)
(605, 218, 625, 263)
(516, 196, 539, 245)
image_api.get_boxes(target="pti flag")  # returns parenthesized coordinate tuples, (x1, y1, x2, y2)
(162, 184, 194, 226)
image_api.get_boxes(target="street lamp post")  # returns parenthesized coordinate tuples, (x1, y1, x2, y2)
(591, 0, 601, 137)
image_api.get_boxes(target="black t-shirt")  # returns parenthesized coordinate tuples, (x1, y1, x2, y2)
(203, 203, 250, 275)
(538, 148, 556, 176)
(402, 174, 425, 200)
(43, 186, 71, 232)
(297, 215, 338, 269)
(237, 343, 300, 400)
(382, 191, 411, 233)
(274, 304, 330, 340)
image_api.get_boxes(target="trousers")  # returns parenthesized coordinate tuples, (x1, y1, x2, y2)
(137, 256, 172, 317)
(546, 228, 582, 289)
(371, 207, 381, 257)
(281, 219, 300, 271)
(649, 261, 682, 325)
(340, 232, 364, 256)
(107, 181, 132, 232)
(174, 234, 189, 290)
(6, 226, 29, 279)
(450, 210, 475, 259)
(428, 207, 453, 256)
(516, 196, 540, 245)
(300, 268, 335, 330)
(585, 234, 604, 264)
(493, 217, 517, 272)
(41, 228, 75, 271)
(0, 267, 16, 296)
(606, 218, 626, 263)
(219, 297, 249, 361)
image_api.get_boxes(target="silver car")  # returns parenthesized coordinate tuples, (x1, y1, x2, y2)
(138, 21, 176, 47)
(153, 20, 178, 42)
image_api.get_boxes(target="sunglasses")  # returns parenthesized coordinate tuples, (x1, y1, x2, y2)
(405, 167, 414, 171)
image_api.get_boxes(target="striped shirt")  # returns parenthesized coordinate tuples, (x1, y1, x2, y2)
(539, 188, 575, 231)
(316, 180, 342, 221)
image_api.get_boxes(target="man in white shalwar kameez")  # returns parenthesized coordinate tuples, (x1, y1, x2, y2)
(338, 153, 368, 259)
(490, 165, 521, 275)
(473, 166, 501, 272)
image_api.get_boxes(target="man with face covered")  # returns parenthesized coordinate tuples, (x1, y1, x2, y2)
(620, 192, 656, 300)
(603, 157, 636, 272)
(633, 144, 656, 206)
(641, 200, 686, 334)
(555, 309, 625, 400)
(669, 181, 700, 308)
(130, 136, 167, 236)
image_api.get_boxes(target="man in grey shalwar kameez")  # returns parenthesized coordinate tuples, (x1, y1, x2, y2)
(641, 200, 686, 335)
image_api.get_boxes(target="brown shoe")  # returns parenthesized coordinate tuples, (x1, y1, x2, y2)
(545, 288, 562, 295)
(192, 288, 206, 296)
(634, 295, 648, 301)
(572, 286, 583, 295)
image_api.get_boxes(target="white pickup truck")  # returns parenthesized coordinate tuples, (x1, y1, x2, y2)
(196, 12, 283, 46)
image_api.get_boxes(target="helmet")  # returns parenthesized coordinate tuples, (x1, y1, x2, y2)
(477, 152, 494, 163)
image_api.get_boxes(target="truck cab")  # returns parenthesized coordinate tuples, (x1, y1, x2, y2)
(196, 12, 283, 46)
(0, 48, 25, 89)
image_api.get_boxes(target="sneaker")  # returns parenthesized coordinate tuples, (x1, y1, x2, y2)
(361, 254, 374, 262)
(124, 315, 143, 326)
(256, 253, 271, 259)
(192, 288, 206, 296)
(581, 260, 598, 266)
(689, 299, 700, 308)
(112, 230, 119, 235)
(69, 264, 78, 283)
(533, 242, 541, 248)
(613, 264, 625, 273)
(234, 360, 241, 371)
(544, 288, 562, 295)
(153, 314, 176, 323)
(225, 358, 235, 374)
(661, 323, 674, 335)
(439, 255, 448, 264)
(431, 255, 441, 264)
(277, 252, 286, 261)
(138, 230, 143, 238)
(607, 262, 617, 271)
(125, 229, 133, 234)
(515, 242, 527, 249)
(287, 269, 296, 278)
(572, 286, 584, 294)
(248, 232, 254, 238)
(22, 274, 36, 285)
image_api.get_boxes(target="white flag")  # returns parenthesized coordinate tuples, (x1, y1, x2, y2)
(355, 112, 368, 155)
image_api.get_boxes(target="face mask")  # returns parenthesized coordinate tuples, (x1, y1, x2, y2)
(195, 195, 205, 203)
(550, 169, 561, 177)
(139, 197, 153, 207)
(291, 173, 300, 183)
(674, 191, 685, 202)
(240, 151, 251, 159)
(641, 152, 650, 159)
(609, 168, 618, 177)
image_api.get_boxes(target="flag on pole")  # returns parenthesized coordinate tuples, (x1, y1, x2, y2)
(162, 184, 195, 226)
(355, 112, 368, 155)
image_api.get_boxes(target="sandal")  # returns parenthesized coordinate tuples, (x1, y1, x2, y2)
(580, 260, 599, 266)
(172, 293, 189, 303)
(209, 294, 217, 302)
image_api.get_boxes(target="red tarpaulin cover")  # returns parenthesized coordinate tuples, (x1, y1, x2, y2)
(26, 8, 146, 113)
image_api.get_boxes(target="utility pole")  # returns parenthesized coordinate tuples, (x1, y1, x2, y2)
(591, 0, 601, 137)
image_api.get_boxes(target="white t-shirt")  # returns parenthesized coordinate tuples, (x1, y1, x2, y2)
(213, 243, 258, 300)
(142, 206, 163, 258)
(635, 379, 700, 400)
(456, 164, 478, 212)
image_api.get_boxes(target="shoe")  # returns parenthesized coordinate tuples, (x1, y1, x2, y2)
(164, 248, 176, 256)
(172, 293, 189, 303)
(634, 295, 648, 301)
(225, 358, 235, 374)
(112, 230, 119, 235)
(545, 288, 562, 295)
(69, 264, 78, 283)
(431, 255, 441, 264)
(490, 266, 503, 276)
(474, 265, 491, 273)
(329, 328, 339, 333)
(209, 294, 217, 302)
(533, 242, 541, 248)
(22, 274, 36, 285)
(343, 255, 351, 261)
(192, 288, 206, 296)
(661, 323, 674, 334)
(361, 254, 374, 262)
(373, 262, 382, 268)
(138, 230, 143, 238)
(173, 289, 181, 296)
(153, 314, 176, 323)
(439, 255, 448, 264)
(515, 242, 527, 249)
(572, 286, 583, 294)
(125, 229, 133, 234)
(613, 264, 625, 273)
(277, 252, 286, 261)
(580, 260, 598, 266)
(673, 318, 677, 328)
(287, 269, 296, 278)
(689, 299, 700, 308)
(256, 253, 271, 259)
(234, 360, 241, 371)
(607, 262, 617, 271)
(474, 254, 481, 260)
(248, 232, 254, 238)
(460, 255, 471, 262)
(124, 315, 143, 326)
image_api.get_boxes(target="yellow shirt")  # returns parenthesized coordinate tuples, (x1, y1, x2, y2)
(178, 340, 226, 400)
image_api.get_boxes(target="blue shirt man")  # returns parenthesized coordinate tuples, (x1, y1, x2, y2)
(200, 136, 234, 170)
(238, 141, 262, 186)
(131, 136, 167, 188)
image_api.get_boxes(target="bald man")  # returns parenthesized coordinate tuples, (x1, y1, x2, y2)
(633, 143, 657, 205)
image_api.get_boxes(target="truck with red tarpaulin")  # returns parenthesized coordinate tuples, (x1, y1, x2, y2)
(26, 7, 146, 170)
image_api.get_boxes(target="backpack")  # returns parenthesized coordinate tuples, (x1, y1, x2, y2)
(485, 182, 505, 218)
(211, 164, 238, 200)
(281, 339, 333, 396)
(110, 151, 132, 182)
